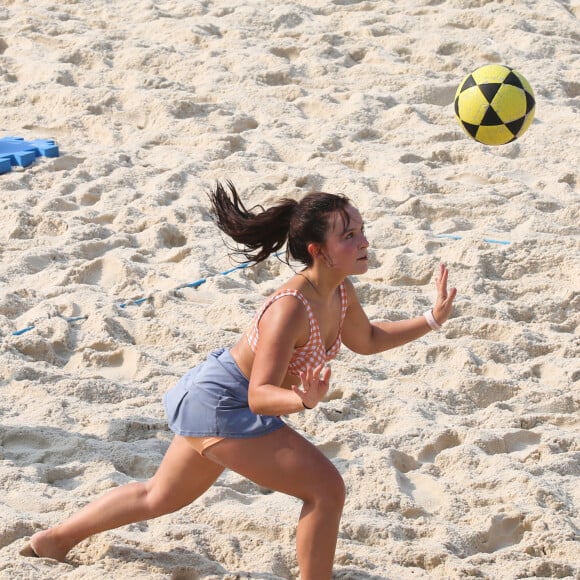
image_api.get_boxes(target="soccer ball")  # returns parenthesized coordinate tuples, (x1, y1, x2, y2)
(454, 64, 535, 146)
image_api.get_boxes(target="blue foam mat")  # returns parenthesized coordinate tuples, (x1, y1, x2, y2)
(0, 136, 59, 174)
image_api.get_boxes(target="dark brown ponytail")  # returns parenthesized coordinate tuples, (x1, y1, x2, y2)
(208, 180, 351, 266)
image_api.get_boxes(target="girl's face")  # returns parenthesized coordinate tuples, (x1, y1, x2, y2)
(322, 205, 369, 274)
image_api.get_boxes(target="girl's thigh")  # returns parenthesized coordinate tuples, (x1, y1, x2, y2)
(203, 426, 344, 501)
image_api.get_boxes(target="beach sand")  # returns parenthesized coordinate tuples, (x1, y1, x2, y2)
(0, 1, 578, 578)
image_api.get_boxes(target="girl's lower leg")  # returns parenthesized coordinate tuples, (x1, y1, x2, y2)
(295, 494, 344, 579)
(25, 436, 223, 561)
(28, 481, 160, 560)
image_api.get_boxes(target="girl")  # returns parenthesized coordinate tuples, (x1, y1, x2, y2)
(24, 181, 456, 579)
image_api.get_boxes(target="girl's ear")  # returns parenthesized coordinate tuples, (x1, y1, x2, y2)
(306, 242, 320, 259)
(308, 243, 335, 268)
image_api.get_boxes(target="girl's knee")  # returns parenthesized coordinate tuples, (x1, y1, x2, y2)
(329, 472, 346, 508)
(309, 466, 346, 510)
(143, 482, 184, 517)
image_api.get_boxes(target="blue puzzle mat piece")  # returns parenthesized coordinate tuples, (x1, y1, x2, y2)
(0, 136, 59, 174)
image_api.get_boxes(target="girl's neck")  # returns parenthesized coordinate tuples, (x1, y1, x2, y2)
(298, 268, 343, 301)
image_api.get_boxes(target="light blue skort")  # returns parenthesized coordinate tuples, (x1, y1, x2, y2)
(163, 348, 285, 438)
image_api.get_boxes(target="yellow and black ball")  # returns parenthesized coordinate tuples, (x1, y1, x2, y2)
(454, 64, 535, 146)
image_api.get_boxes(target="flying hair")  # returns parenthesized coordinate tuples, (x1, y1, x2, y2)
(208, 180, 351, 266)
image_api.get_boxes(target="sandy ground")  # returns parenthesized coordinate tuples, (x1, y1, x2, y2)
(0, 1, 578, 578)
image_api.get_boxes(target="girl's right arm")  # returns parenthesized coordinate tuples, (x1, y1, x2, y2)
(247, 296, 317, 415)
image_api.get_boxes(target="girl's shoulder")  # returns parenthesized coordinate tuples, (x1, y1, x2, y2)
(255, 284, 310, 322)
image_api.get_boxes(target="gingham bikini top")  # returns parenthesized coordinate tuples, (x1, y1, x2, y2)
(246, 282, 348, 377)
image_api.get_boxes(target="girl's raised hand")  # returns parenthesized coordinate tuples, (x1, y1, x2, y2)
(294, 363, 331, 410)
(432, 264, 457, 325)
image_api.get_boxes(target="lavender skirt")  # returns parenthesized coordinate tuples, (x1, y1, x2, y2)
(163, 348, 285, 438)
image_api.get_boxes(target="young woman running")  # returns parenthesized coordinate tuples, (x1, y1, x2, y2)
(24, 181, 456, 579)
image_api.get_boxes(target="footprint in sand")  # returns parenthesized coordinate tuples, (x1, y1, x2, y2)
(397, 470, 449, 514)
(1, 427, 82, 466)
(68, 256, 122, 286)
(458, 377, 518, 410)
(111, 442, 165, 480)
(77, 185, 102, 207)
(386, 449, 421, 473)
(466, 429, 541, 457)
(386, 448, 451, 515)
(475, 512, 531, 553)
(418, 430, 462, 463)
(43, 463, 87, 490)
(318, 440, 352, 462)
(65, 347, 140, 381)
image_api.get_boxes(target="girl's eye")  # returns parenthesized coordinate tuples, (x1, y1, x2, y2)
(346, 226, 364, 239)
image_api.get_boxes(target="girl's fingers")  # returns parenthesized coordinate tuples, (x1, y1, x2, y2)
(437, 265, 452, 301)
(439, 264, 448, 287)
(296, 364, 332, 409)
(432, 265, 457, 324)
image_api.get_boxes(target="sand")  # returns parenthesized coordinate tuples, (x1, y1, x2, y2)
(0, 0, 578, 578)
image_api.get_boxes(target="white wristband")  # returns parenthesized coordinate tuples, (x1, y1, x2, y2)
(423, 309, 441, 331)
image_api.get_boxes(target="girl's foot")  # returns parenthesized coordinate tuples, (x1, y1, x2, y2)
(20, 529, 70, 562)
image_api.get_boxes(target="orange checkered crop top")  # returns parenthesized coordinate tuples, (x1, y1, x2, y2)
(246, 282, 348, 376)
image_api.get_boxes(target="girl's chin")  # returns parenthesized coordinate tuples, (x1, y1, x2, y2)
(353, 259, 369, 273)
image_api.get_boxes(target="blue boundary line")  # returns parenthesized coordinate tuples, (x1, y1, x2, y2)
(435, 234, 511, 245)
(10, 315, 88, 337)
(9, 258, 265, 337)
(7, 235, 510, 339)
(118, 260, 253, 308)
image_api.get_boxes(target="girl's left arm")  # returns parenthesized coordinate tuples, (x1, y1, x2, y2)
(341, 264, 457, 355)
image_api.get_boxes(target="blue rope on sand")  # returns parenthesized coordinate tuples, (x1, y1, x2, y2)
(11, 325, 36, 337)
(9, 260, 257, 336)
(118, 260, 253, 308)
(11, 315, 88, 337)
(435, 234, 511, 245)
(8, 235, 509, 338)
